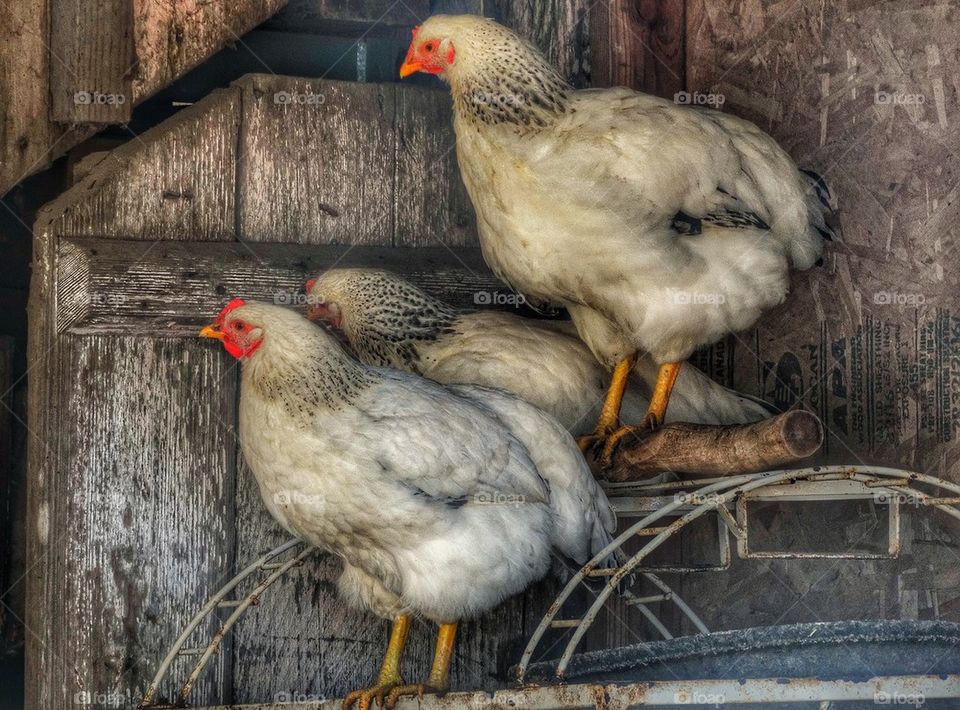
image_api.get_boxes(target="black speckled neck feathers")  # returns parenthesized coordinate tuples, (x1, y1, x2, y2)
(328, 272, 461, 372)
(449, 30, 571, 130)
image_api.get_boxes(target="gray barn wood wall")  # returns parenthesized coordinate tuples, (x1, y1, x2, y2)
(26, 71, 573, 707)
(25, 1, 960, 707)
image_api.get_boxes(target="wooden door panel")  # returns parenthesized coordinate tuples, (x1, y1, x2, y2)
(29, 75, 534, 707)
(46, 335, 237, 708)
(238, 76, 398, 246)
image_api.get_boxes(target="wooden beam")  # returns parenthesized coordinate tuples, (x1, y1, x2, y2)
(590, 0, 685, 96)
(55, 238, 502, 336)
(50, 0, 135, 123)
(494, 0, 591, 86)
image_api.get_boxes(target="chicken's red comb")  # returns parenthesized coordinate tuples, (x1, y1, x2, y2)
(215, 298, 246, 323)
(305, 278, 317, 293)
(411, 24, 420, 38)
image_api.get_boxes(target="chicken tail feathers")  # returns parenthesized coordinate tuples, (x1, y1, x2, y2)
(800, 168, 839, 243)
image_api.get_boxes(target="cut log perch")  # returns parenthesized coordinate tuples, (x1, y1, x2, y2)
(604, 410, 824, 482)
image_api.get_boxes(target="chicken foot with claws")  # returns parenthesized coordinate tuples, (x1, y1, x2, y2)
(577, 353, 638, 454)
(343, 614, 411, 710)
(384, 623, 457, 709)
(599, 361, 682, 467)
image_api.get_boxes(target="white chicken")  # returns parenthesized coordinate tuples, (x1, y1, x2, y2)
(400, 15, 835, 463)
(305, 268, 772, 437)
(199, 298, 618, 710)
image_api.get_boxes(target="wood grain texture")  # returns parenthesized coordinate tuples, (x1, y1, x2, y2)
(395, 86, 477, 247)
(132, 0, 287, 102)
(494, 0, 591, 87)
(29, 334, 237, 708)
(264, 0, 427, 36)
(50, 0, 135, 123)
(48, 89, 241, 241)
(0, 0, 94, 197)
(238, 76, 397, 246)
(54, 238, 503, 336)
(590, 0, 685, 96)
(0, 0, 282, 195)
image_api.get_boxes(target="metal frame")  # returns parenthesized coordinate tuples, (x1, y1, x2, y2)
(141, 465, 960, 707)
(140, 539, 316, 708)
(516, 465, 960, 681)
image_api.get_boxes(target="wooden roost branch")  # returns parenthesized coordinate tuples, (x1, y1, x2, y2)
(603, 410, 824, 482)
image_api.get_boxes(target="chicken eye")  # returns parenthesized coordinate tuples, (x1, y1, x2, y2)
(424, 41, 435, 53)
(233, 320, 245, 331)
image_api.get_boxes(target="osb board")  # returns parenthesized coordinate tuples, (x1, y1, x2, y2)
(682, 0, 960, 633)
(687, 0, 960, 474)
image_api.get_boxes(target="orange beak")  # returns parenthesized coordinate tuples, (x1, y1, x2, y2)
(399, 60, 422, 79)
(199, 324, 224, 340)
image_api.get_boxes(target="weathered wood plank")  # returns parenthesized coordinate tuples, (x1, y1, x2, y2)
(133, 0, 288, 102)
(494, 0, 591, 87)
(591, 0, 685, 96)
(55, 238, 505, 336)
(48, 89, 241, 241)
(0, 0, 94, 198)
(34, 335, 237, 708)
(264, 0, 427, 36)
(395, 86, 477, 247)
(238, 76, 397, 246)
(50, 0, 135, 123)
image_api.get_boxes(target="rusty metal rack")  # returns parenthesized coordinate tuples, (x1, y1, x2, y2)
(141, 465, 960, 708)
(517, 464, 960, 680)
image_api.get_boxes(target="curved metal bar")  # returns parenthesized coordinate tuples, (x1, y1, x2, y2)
(518, 466, 960, 681)
(140, 539, 313, 708)
(643, 572, 709, 635)
(518, 473, 755, 676)
(178, 544, 317, 703)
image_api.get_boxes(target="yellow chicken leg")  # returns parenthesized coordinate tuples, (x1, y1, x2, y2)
(385, 622, 457, 709)
(577, 353, 638, 453)
(343, 614, 411, 710)
(600, 361, 682, 466)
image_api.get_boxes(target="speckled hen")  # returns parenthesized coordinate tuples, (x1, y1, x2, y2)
(306, 268, 772, 436)
(199, 298, 618, 710)
(400, 15, 835, 464)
